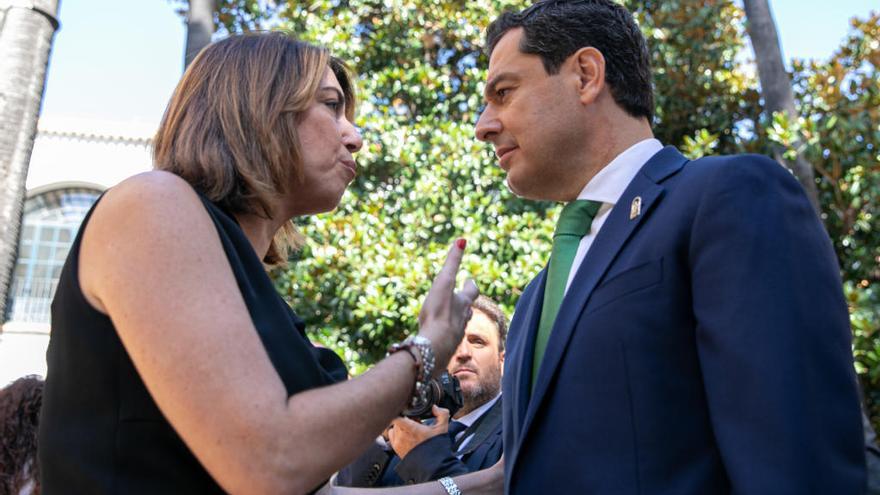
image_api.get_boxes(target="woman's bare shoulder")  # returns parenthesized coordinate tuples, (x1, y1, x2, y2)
(103, 170, 200, 210)
(88, 170, 217, 238)
(80, 171, 224, 311)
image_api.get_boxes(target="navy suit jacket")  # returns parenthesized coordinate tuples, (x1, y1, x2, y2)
(502, 147, 866, 494)
(396, 398, 503, 484)
(337, 398, 502, 487)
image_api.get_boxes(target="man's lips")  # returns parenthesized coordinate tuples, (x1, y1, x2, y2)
(453, 368, 476, 376)
(495, 146, 518, 169)
(495, 146, 517, 160)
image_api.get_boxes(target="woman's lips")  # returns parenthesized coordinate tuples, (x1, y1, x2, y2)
(341, 159, 357, 178)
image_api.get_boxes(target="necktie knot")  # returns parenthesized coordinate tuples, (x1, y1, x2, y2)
(447, 420, 467, 441)
(555, 200, 602, 238)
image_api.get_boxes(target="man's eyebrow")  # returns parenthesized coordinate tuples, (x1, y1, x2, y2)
(484, 72, 519, 100)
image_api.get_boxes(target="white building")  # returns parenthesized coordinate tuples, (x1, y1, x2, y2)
(1, 117, 154, 386)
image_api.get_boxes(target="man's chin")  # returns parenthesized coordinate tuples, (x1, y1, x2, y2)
(505, 173, 546, 201)
(459, 384, 480, 401)
(505, 176, 524, 197)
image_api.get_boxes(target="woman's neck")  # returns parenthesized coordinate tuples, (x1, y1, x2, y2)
(233, 212, 282, 260)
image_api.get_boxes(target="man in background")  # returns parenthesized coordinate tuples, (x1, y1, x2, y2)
(338, 295, 505, 487)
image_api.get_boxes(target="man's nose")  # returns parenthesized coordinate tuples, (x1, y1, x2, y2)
(475, 106, 500, 142)
(454, 342, 472, 361)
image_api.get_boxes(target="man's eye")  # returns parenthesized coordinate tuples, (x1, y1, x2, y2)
(496, 88, 510, 99)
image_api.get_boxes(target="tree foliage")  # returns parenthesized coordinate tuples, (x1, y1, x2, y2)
(782, 13, 880, 425)
(632, 0, 764, 156)
(168, 0, 281, 36)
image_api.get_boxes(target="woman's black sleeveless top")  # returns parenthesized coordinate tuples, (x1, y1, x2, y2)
(38, 192, 347, 494)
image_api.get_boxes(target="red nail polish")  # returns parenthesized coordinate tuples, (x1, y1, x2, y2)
(456, 238, 467, 250)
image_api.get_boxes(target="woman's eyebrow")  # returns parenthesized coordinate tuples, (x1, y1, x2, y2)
(319, 86, 345, 101)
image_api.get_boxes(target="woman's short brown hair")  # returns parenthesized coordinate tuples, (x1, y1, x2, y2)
(153, 32, 356, 264)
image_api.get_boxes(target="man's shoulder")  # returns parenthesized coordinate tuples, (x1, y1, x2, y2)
(663, 152, 801, 206)
(678, 152, 782, 181)
(678, 152, 790, 185)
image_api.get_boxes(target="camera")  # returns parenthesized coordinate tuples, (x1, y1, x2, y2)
(402, 371, 463, 420)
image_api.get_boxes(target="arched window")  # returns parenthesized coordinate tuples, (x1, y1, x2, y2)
(6, 187, 102, 326)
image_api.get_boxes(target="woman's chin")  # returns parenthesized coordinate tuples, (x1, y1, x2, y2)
(288, 190, 347, 217)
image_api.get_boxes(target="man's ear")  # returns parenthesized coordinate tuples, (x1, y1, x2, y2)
(571, 46, 605, 105)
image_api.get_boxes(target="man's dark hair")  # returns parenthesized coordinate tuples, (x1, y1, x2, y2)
(472, 295, 508, 352)
(486, 0, 654, 121)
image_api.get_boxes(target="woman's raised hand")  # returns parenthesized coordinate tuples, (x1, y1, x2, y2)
(417, 239, 480, 369)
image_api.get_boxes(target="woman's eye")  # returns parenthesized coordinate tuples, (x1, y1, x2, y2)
(497, 88, 510, 99)
(325, 100, 342, 113)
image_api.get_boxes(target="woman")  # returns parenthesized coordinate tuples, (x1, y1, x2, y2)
(0, 376, 43, 495)
(37, 32, 477, 494)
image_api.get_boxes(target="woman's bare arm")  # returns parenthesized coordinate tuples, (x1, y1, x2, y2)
(317, 458, 505, 494)
(79, 171, 476, 494)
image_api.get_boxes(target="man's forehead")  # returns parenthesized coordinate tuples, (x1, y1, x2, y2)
(466, 310, 499, 337)
(487, 27, 525, 76)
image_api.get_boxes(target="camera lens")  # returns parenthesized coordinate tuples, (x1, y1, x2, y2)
(401, 372, 463, 420)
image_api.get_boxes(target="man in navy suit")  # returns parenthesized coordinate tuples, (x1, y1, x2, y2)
(469, 1, 867, 493)
(336, 296, 505, 487)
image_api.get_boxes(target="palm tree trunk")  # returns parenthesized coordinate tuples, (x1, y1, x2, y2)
(185, 0, 214, 68)
(743, 0, 822, 216)
(0, 0, 61, 325)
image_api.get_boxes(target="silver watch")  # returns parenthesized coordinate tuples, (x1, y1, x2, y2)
(439, 476, 462, 495)
(388, 335, 435, 410)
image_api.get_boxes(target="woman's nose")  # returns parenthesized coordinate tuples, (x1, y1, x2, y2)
(342, 118, 363, 153)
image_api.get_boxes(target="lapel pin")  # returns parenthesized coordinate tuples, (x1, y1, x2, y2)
(630, 196, 642, 220)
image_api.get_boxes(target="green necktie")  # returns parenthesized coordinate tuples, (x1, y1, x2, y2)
(532, 199, 602, 389)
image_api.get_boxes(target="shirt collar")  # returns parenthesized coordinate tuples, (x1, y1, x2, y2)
(576, 138, 663, 206)
(455, 393, 500, 428)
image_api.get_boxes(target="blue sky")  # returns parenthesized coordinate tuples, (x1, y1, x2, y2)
(39, 0, 878, 126)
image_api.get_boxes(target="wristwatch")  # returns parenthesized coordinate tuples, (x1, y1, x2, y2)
(388, 335, 435, 411)
(439, 476, 462, 495)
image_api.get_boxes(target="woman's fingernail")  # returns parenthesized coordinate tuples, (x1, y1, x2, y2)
(456, 238, 467, 250)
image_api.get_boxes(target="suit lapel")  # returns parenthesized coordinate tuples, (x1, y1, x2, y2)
(516, 146, 688, 462)
(458, 398, 502, 457)
(504, 271, 545, 473)
(511, 271, 545, 429)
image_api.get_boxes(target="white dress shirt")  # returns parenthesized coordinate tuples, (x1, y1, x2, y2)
(563, 138, 664, 293)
